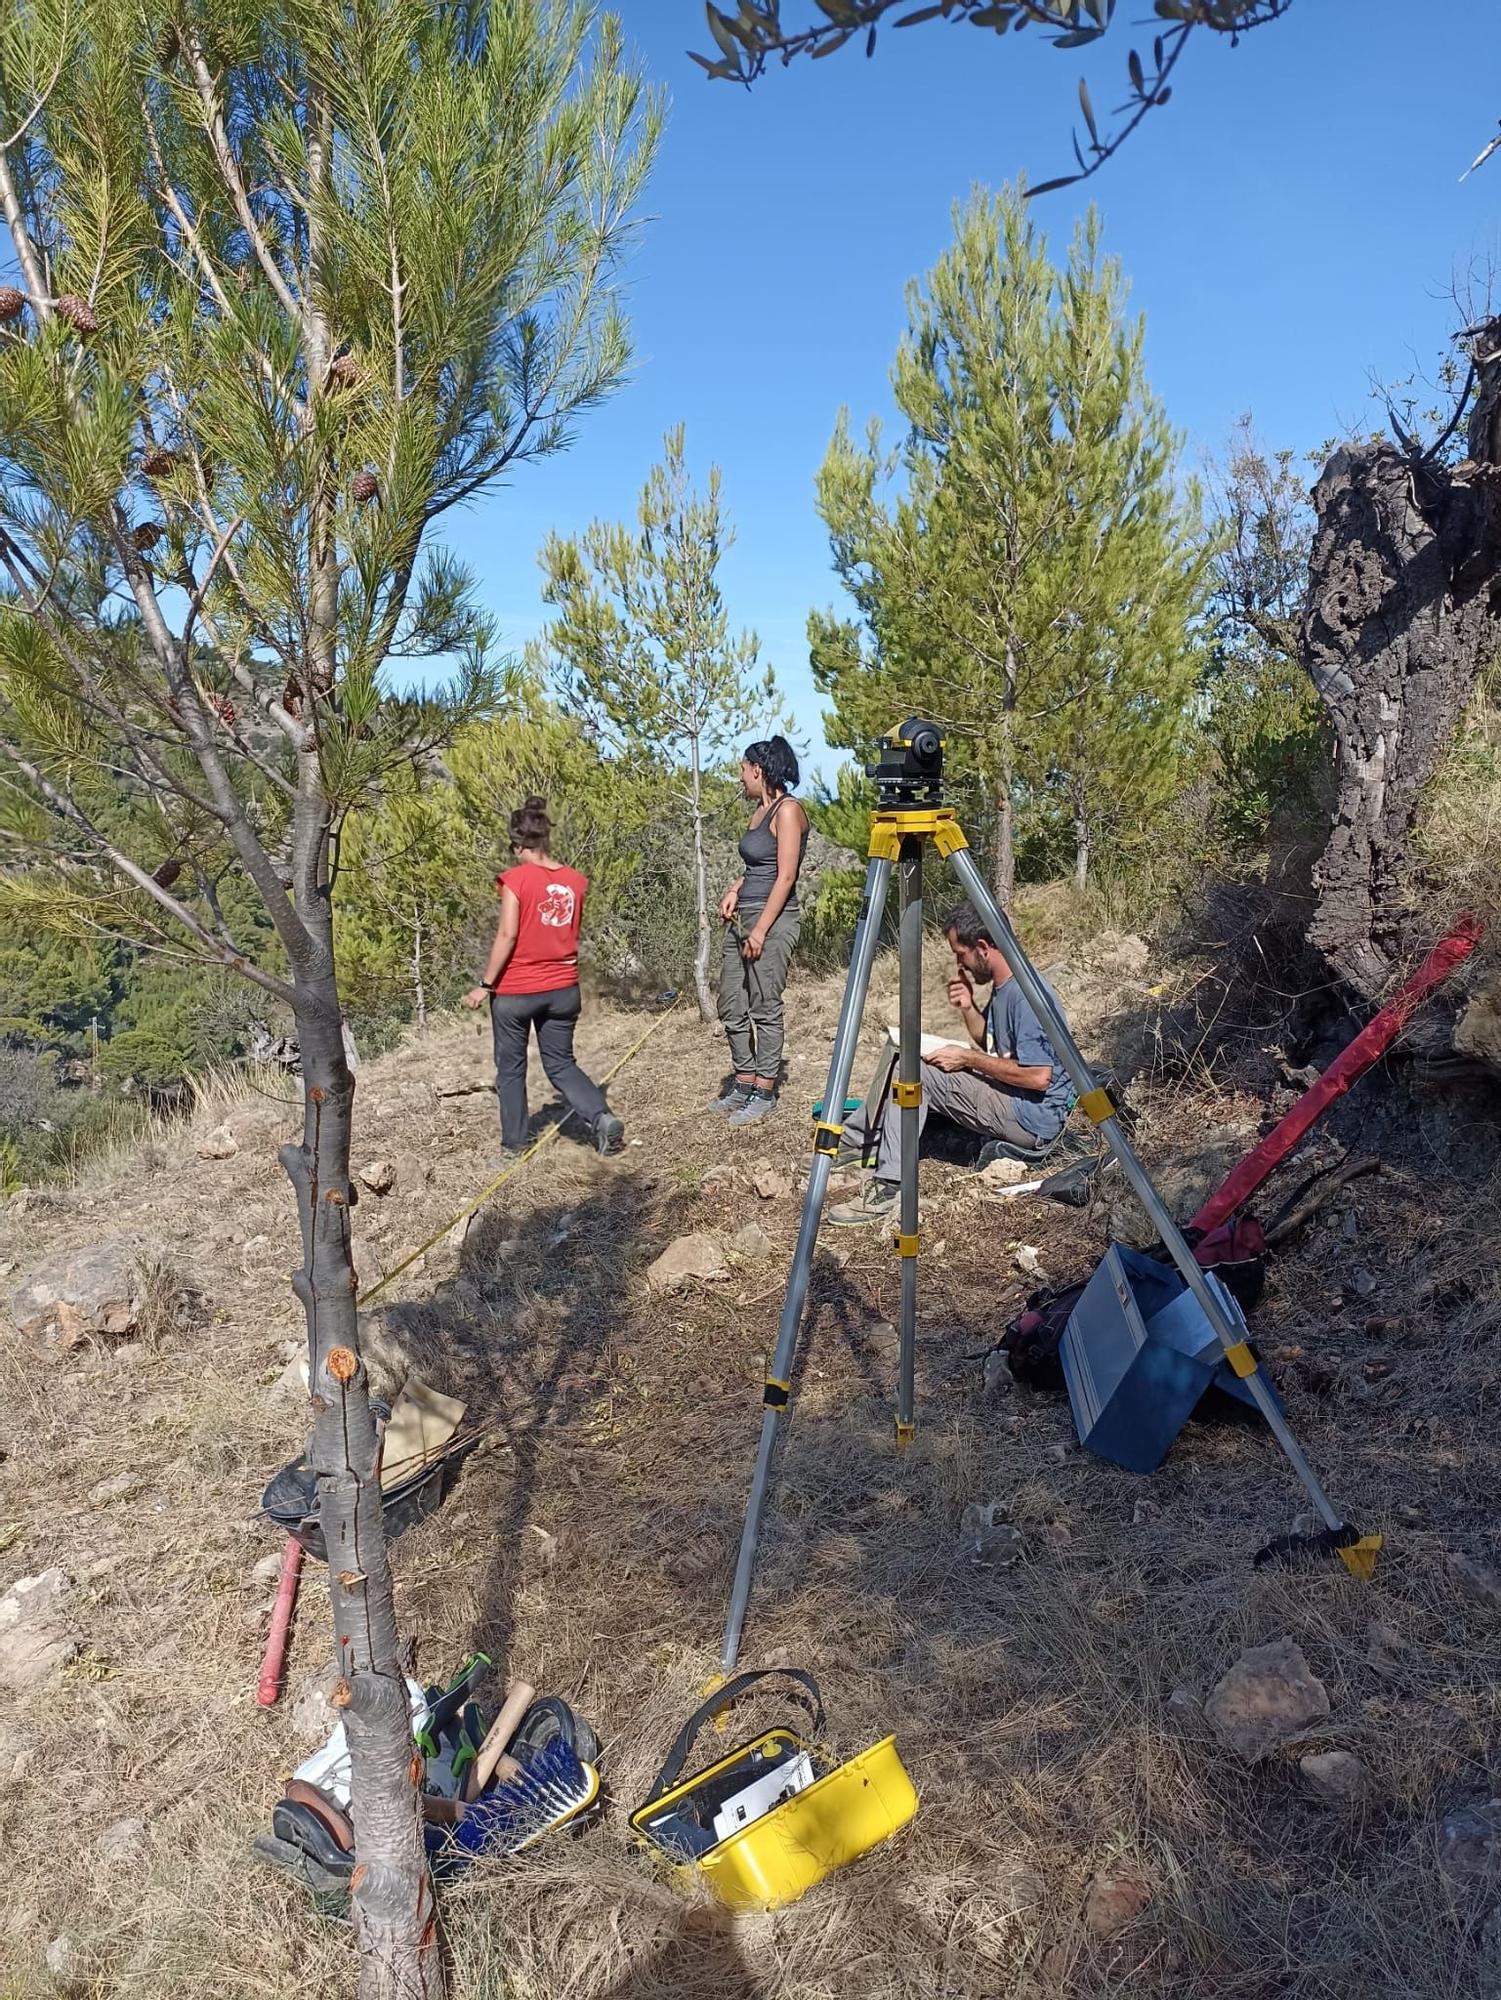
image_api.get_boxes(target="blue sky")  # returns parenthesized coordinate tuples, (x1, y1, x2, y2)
(449, 1, 1500, 777)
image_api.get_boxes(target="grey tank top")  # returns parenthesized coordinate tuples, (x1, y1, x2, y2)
(738, 795, 808, 911)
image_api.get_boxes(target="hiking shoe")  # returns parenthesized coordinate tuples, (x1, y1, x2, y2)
(826, 1179, 900, 1227)
(727, 1090, 777, 1128)
(976, 1137, 1049, 1173)
(593, 1112, 624, 1155)
(708, 1084, 755, 1115)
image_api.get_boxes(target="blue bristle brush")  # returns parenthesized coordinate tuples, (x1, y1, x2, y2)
(447, 1736, 599, 1861)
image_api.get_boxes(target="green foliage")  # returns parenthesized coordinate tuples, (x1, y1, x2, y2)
(332, 697, 746, 1040)
(1202, 420, 1329, 846)
(0, 0, 660, 1022)
(799, 865, 872, 971)
(534, 426, 786, 1014)
(813, 184, 1208, 897)
(1418, 692, 1501, 940)
(806, 763, 876, 857)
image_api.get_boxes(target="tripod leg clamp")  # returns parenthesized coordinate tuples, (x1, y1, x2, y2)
(892, 1232, 920, 1258)
(763, 1378, 790, 1407)
(891, 1079, 921, 1109)
(811, 1120, 843, 1156)
(1077, 1087, 1116, 1124)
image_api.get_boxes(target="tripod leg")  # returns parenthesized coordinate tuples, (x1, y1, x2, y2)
(720, 853, 893, 1672)
(895, 835, 922, 1445)
(947, 846, 1347, 1537)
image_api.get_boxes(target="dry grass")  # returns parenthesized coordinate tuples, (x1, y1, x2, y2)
(2, 942, 1501, 1999)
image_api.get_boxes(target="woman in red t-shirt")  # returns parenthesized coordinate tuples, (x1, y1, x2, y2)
(462, 796, 623, 1156)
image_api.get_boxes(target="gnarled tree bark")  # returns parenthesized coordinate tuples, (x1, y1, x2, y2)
(1301, 317, 1501, 998)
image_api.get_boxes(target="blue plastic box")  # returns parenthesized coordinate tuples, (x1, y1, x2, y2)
(1060, 1242, 1279, 1474)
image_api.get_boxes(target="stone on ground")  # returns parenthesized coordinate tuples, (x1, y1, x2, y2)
(8, 1242, 148, 1347)
(730, 1221, 773, 1260)
(97, 1816, 147, 1865)
(290, 1661, 345, 1747)
(1300, 1750, 1369, 1800)
(1205, 1636, 1329, 1761)
(195, 1123, 238, 1161)
(1448, 1551, 1501, 1610)
(1438, 1800, 1501, 1883)
(358, 1159, 397, 1195)
(0, 1569, 82, 1689)
(645, 1233, 730, 1292)
(959, 1500, 1024, 1563)
(1083, 1869, 1152, 1938)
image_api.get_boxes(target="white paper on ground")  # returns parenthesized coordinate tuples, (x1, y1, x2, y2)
(293, 1676, 430, 1809)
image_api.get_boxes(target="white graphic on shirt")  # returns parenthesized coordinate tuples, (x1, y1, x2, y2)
(537, 883, 576, 929)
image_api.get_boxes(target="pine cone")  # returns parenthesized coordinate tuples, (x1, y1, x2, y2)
(212, 693, 237, 727)
(131, 522, 164, 551)
(151, 857, 183, 890)
(0, 285, 26, 323)
(328, 352, 361, 390)
(156, 22, 181, 63)
(351, 469, 379, 504)
(282, 675, 304, 719)
(141, 446, 176, 478)
(54, 294, 99, 335)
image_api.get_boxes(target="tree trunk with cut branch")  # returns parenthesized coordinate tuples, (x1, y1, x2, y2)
(1302, 316, 1501, 998)
(287, 974, 438, 1998)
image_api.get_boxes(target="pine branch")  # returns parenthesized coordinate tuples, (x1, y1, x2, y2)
(185, 33, 304, 327)
(0, 733, 299, 1008)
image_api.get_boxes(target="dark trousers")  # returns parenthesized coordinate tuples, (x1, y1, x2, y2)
(489, 985, 607, 1149)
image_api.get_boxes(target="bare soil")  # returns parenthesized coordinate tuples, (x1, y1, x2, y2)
(2, 931, 1500, 1999)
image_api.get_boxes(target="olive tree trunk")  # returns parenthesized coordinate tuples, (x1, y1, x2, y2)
(1302, 316, 1501, 998)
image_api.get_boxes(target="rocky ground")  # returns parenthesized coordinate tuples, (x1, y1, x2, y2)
(2, 926, 1501, 1999)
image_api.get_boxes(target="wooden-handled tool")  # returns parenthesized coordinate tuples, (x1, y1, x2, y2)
(464, 1680, 534, 1802)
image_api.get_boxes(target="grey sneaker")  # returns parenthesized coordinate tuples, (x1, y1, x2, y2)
(727, 1089, 777, 1128)
(709, 1084, 754, 1115)
(826, 1179, 900, 1227)
(593, 1112, 624, 1155)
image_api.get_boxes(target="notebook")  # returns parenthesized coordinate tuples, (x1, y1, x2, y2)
(886, 1024, 966, 1060)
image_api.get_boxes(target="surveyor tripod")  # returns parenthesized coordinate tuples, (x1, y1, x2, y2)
(720, 720, 1376, 1673)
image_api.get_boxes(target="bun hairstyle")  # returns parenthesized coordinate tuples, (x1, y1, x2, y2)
(509, 794, 552, 850)
(743, 734, 800, 796)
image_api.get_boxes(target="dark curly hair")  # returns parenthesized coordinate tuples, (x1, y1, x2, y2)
(742, 735, 799, 795)
(509, 794, 552, 851)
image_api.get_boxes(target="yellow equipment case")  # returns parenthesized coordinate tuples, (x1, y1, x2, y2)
(629, 1669, 918, 1912)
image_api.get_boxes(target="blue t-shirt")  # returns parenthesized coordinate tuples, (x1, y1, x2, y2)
(984, 977, 1072, 1139)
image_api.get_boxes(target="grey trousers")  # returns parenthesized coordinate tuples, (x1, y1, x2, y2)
(490, 985, 607, 1149)
(717, 904, 800, 1080)
(852, 1049, 1051, 1183)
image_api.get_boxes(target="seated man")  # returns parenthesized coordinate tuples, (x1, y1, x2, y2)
(827, 898, 1072, 1227)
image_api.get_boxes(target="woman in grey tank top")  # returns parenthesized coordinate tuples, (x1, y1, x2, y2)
(712, 735, 809, 1125)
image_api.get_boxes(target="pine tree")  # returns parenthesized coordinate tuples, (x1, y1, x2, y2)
(812, 185, 1205, 898)
(537, 425, 781, 1021)
(0, 5, 658, 1992)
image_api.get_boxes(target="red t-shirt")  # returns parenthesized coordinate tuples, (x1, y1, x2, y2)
(495, 860, 587, 995)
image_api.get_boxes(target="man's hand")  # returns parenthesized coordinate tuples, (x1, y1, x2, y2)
(946, 973, 973, 1013)
(924, 1042, 971, 1073)
(462, 985, 490, 1010)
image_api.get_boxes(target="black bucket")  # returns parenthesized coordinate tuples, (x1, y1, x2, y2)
(260, 1436, 478, 1563)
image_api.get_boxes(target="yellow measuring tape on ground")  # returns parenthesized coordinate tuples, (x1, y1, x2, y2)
(361, 996, 682, 1308)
